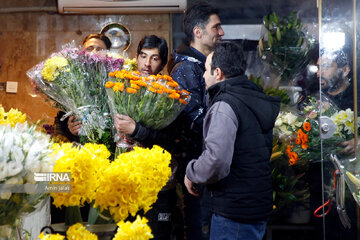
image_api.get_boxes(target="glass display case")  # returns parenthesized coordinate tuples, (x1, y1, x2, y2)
(316, 0, 359, 239)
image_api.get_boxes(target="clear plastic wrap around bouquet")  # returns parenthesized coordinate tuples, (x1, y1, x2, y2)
(105, 69, 191, 150)
(27, 43, 124, 150)
(283, 98, 355, 166)
(259, 12, 315, 86)
(0, 107, 55, 237)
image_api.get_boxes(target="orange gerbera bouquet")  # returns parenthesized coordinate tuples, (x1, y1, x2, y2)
(106, 69, 190, 129)
(105, 69, 191, 150)
(285, 97, 352, 166)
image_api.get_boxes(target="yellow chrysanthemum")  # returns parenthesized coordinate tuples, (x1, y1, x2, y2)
(123, 58, 138, 71)
(38, 232, 65, 240)
(41, 56, 69, 81)
(50, 143, 110, 207)
(66, 223, 98, 240)
(94, 145, 171, 222)
(0, 106, 27, 127)
(113, 216, 153, 240)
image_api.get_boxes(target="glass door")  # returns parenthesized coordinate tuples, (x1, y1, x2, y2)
(318, 0, 359, 239)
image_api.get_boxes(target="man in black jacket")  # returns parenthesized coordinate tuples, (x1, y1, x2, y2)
(167, 3, 224, 238)
(114, 35, 179, 240)
(115, 2, 224, 239)
(185, 42, 280, 240)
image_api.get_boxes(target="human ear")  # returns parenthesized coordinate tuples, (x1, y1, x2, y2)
(214, 67, 223, 81)
(342, 65, 350, 78)
(193, 27, 202, 39)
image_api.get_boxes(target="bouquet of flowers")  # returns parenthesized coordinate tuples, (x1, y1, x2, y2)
(274, 110, 303, 142)
(285, 98, 356, 166)
(94, 145, 171, 222)
(259, 11, 315, 86)
(50, 143, 171, 227)
(105, 69, 190, 150)
(27, 43, 124, 153)
(39, 216, 153, 240)
(0, 106, 56, 238)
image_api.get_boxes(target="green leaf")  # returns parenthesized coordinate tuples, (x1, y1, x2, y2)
(273, 12, 279, 23)
(264, 15, 269, 29)
(268, 32, 273, 47)
(276, 28, 281, 41)
(88, 202, 100, 225)
(65, 206, 83, 226)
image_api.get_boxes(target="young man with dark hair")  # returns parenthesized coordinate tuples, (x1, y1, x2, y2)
(135, 35, 168, 76)
(184, 42, 280, 240)
(165, 2, 224, 239)
(114, 35, 179, 240)
(115, 2, 225, 238)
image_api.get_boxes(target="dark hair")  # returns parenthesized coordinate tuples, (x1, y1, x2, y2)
(211, 42, 247, 78)
(183, 1, 219, 42)
(137, 35, 168, 66)
(82, 33, 111, 50)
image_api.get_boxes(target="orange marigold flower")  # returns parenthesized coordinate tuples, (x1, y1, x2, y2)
(156, 89, 163, 94)
(109, 72, 115, 77)
(169, 93, 180, 99)
(303, 122, 311, 132)
(116, 73, 125, 79)
(131, 83, 140, 90)
(301, 143, 308, 149)
(291, 152, 298, 160)
(179, 99, 188, 105)
(167, 81, 178, 88)
(297, 128, 305, 137)
(137, 80, 147, 87)
(289, 158, 297, 165)
(114, 82, 124, 92)
(164, 75, 173, 81)
(295, 137, 301, 145)
(286, 145, 292, 155)
(113, 85, 120, 92)
(126, 87, 137, 94)
(105, 81, 114, 88)
(164, 88, 176, 94)
(180, 89, 190, 95)
(301, 133, 309, 143)
(148, 87, 157, 93)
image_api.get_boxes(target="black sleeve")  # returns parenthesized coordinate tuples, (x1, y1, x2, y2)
(130, 119, 181, 151)
(53, 111, 80, 142)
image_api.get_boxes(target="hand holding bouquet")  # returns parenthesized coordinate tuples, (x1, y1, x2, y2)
(105, 70, 190, 150)
(27, 44, 124, 151)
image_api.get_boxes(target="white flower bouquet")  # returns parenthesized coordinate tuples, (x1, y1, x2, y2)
(0, 107, 56, 239)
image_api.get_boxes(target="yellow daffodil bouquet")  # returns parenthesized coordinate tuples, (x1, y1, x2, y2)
(105, 69, 191, 150)
(39, 216, 153, 240)
(27, 45, 124, 153)
(0, 106, 56, 239)
(50, 143, 171, 230)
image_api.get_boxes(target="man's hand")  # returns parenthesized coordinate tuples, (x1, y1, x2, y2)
(340, 139, 356, 154)
(68, 116, 82, 136)
(114, 114, 136, 135)
(184, 175, 199, 196)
